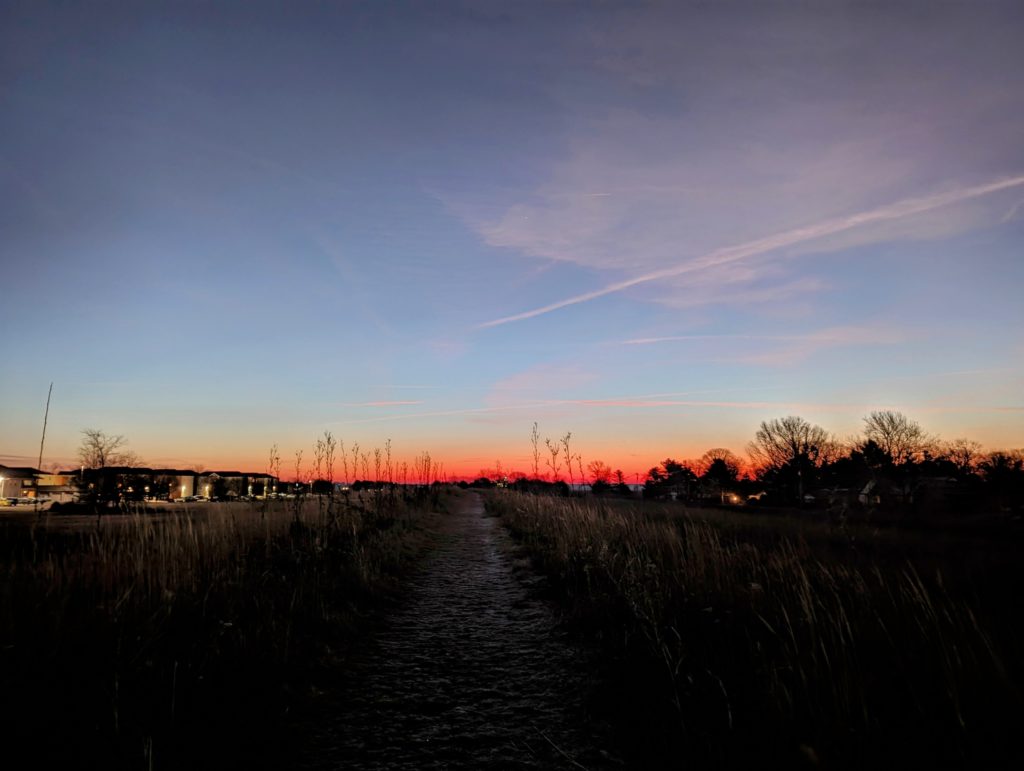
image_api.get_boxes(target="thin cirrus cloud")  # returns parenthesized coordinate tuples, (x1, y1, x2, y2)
(339, 401, 424, 408)
(617, 326, 903, 346)
(479, 174, 1024, 328)
(485, 364, 598, 408)
(617, 325, 908, 365)
(652, 276, 827, 311)
(333, 396, 1021, 427)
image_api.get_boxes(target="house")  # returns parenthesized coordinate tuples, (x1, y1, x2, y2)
(0, 465, 41, 500)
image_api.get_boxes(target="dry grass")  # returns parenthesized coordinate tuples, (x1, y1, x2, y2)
(487, 491, 1023, 769)
(0, 492, 439, 770)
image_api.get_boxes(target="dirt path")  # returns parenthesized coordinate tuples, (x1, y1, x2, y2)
(292, 493, 619, 769)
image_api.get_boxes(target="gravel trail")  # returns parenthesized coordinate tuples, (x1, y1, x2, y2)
(293, 493, 619, 770)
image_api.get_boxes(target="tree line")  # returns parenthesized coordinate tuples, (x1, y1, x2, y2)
(469, 413, 1023, 515)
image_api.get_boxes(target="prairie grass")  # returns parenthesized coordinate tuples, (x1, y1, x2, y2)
(487, 491, 1024, 769)
(0, 492, 438, 770)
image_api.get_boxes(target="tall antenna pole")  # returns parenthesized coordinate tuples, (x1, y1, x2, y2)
(36, 382, 53, 515)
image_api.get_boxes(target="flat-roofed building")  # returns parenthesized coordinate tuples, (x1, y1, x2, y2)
(0, 465, 39, 499)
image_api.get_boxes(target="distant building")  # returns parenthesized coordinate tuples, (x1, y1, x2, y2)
(3, 465, 280, 504)
(196, 471, 276, 498)
(66, 466, 278, 501)
(0, 465, 40, 499)
(35, 472, 77, 502)
(150, 469, 198, 499)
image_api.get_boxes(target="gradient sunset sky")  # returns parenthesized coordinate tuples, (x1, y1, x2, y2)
(2, 1, 1022, 479)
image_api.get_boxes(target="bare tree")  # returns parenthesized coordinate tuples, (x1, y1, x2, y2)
(268, 444, 281, 493)
(943, 438, 983, 475)
(747, 416, 833, 473)
(78, 429, 130, 468)
(587, 459, 613, 485)
(560, 432, 574, 488)
(314, 436, 326, 485)
(323, 431, 337, 485)
(862, 410, 930, 465)
(415, 451, 431, 486)
(294, 449, 304, 491)
(119, 449, 144, 467)
(544, 437, 562, 481)
(530, 422, 541, 479)
(697, 448, 742, 478)
(349, 442, 361, 484)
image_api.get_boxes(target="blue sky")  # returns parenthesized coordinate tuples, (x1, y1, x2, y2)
(2, 1, 1022, 477)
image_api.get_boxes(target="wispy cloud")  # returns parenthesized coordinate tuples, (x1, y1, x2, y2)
(341, 400, 424, 407)
(333, 395, 1022, 426)
(0, 454, 43, 465)
(652, 276, 827, 311)
(480, 174, 1024, 327)
(372, 385, 440, 390)
(335, 402, 553, 425)
(617, 327, 895, 346)
(485, 364, 598, 407)
(1000, 198, 1024, 223)
(616, 325, 909, 365)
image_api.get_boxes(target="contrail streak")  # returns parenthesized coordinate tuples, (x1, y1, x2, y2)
(480, 174, 1024, 328)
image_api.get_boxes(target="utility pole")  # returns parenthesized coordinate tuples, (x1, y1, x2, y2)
(35, 382, 53, 516)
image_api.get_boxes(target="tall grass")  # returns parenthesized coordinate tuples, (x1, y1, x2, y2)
(0, 492, 437, 770)
(487, 492, 1023, 768)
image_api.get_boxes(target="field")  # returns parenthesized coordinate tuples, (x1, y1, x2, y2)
(485, 491, 1024, 769)
(0, 492, 440, 770)
(5, 486, 1022, 769)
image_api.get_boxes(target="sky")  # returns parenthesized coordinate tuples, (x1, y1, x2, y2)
(2, 0, 1023, 480)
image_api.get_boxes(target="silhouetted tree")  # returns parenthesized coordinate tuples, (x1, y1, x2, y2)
(980, 450, 1024, 510)
(748, 416, 834, 503)
(748, 417, 832, 472)
(561, 432, 575, 488)
(587, 460, 613, 485)
(862, 410, 931, 466)
(544, 437, 562, 481)
(530, 422, 541, 479)
(698, 448, 742, 485)
(943, 438, 983, 477)
(644, 458, 698, 500)
(613, 469, 631, 496)
(78, 429, 132, 469)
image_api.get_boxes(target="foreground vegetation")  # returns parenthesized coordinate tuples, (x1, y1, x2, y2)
(487, 491, 1024, 769)
(0, 491, 440, 770)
